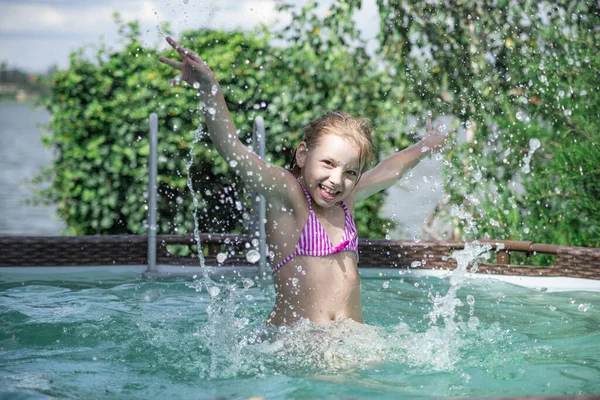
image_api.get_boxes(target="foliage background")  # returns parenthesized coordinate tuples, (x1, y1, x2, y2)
(299, 0, 599, 249)
(35, 14, 405, 238)
(36, 1, 599, 251)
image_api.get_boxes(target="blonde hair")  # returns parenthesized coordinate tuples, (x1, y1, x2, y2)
(289, 111, 375, 178)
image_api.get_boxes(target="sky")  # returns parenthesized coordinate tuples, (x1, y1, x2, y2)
(0, 0, 379, 73)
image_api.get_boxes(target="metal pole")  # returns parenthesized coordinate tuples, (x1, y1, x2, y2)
(252, 116, 267, 275)
(147, 113, 158, 273)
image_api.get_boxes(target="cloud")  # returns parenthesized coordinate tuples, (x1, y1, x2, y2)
(0, 0, 281, 36)
(0, 0, 283, 71)
(0, 0, 382, 72)
(0, 2, 126, 35)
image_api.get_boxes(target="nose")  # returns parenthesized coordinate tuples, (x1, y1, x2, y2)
(328, 168, 343, 187)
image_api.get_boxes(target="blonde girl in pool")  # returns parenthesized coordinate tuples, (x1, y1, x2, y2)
(159, 36, 450, 326)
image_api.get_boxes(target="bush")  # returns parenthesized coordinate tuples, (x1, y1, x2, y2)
(306, 0, 600, 250)
(35, 17, 401, 238)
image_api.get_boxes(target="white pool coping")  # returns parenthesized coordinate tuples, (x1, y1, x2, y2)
(404, 269, 600, 292)
(1, 265, 599, 292)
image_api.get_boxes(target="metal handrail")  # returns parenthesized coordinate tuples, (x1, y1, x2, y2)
(146, 113, 158, 273)
(144, 113, 268, 275)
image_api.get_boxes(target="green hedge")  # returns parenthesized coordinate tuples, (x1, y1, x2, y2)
(301, 0, 600, 251)
(35, 18, 407, 238)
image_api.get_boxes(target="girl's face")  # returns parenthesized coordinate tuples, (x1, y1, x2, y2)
(297, 134, 361, 208)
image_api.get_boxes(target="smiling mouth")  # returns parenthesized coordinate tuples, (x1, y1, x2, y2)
(318, 184, 340, 200)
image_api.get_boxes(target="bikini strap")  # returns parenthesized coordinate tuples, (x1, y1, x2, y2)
(340, 201, 349, 214)
(297, 178, 313, 210)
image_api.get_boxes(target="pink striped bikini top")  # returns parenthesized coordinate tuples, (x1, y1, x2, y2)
(272, 179, 359, 273)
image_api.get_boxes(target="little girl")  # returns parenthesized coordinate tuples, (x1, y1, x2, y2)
(159, 37, 449, 326)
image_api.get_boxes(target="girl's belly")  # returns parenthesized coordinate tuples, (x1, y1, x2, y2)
(268, 252, 363, 326)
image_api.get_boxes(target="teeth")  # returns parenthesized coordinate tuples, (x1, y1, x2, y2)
(320, 185, 336, 195)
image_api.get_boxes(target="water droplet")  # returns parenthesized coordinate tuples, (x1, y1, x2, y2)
(468, 316, 480, 330)
(529, 138, 541, 150)
(193, 82, 200, 89)
(467, 295, 475, 306)
(410, 261, 422, 268)
(383, 281, 390, 289)
(208, 286, 221, 297)
(578, 303, 592, 312)
(242, 278, 254, 289)
(229, 160, 238, 168)
(207, 107, 216, 115)
(216, 253, 227, 263)
(246, 249, 260, 264)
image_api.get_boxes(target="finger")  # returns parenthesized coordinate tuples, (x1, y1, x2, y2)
(166, 36, 204, 65)
(182, 48, 202, 64)
(158, 56, 183, 70)
(166, 36, 190, 60)
(166, 36, 179, 50)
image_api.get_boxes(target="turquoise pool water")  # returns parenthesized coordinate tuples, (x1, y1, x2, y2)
(1, 268, 599, 399)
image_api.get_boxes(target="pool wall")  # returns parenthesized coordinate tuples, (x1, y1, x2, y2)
(1, 234, 599, 281)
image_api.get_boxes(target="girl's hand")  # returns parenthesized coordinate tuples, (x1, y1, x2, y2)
(423, 119, 452, 151)
(158, 36, 216, 88)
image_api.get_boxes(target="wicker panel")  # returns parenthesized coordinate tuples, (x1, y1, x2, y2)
(0, 235, 147, 267)
(1, 235, 599, 280)
(0, 234, 252, 267)
(358, 239, 462, 269)
(357, 239, 600, 280)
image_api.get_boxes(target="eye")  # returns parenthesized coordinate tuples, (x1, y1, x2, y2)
(322, 160, 333, 167)
(347, 170, 358, 176)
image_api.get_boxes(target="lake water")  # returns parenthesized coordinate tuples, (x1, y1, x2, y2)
(0, 103, 443, 238)
(0, 103, 66, 235)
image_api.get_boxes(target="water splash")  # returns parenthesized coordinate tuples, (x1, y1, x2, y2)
(423, 241, 492, 368)
(185, 126, 209, 278)
(521, 138, 542, 174)
(184, 120, 267, 378)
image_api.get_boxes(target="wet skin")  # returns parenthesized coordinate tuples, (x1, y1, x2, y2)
(266, 135, 364, 326)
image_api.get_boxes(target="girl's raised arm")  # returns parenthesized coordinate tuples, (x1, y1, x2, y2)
(159, 37, 295, 201)
(354, 119, 451, 202)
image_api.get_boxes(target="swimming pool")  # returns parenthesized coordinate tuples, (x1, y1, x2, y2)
(1, 267, 599, 399)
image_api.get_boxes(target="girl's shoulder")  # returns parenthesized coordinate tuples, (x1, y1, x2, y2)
(266, 175, 311, 216)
